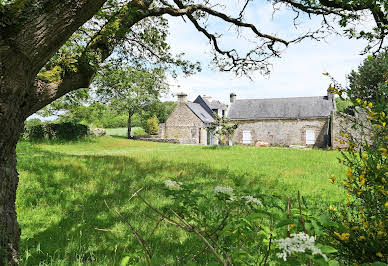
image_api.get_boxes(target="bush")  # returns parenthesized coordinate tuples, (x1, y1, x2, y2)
(326, 57, 387, 263)
(131, 127, 146, 136)
(145, 115, 159, 135)
(24, 122, 89, 140)
(25, 124, 45, 140)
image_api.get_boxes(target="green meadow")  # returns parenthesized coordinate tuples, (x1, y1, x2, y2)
(16, 136, 346, 265)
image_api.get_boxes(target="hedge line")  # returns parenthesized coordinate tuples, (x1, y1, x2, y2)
(23, 122, 89, 140)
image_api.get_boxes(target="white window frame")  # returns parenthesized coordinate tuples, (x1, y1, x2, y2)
(242, 130, 252, 144)
(306, 129, 315, 145)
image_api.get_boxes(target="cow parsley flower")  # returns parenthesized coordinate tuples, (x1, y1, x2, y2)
(275, 232, 327, 261)
(214, 186, 234, 196)
(164, 180, 182, 190)
(241, 195, 263, 206)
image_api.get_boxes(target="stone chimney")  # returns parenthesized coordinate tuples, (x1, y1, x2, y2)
(327, 88, 336, 111)
(230, 92, 236, 103)
(177, 92, 187, 104)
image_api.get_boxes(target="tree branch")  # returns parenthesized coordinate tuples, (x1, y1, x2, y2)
(9, 0, 108, 75)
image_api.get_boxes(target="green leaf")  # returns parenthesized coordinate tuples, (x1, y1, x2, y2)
(276, 218, 295, 228)
(120, 256, 130, 266)
(318, 245, 337, 254)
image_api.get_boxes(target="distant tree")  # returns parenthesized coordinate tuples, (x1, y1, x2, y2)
(139, 101, 177, 129)
(208, 115, 238, 145)
(24, 118, 43, 128)
(93, 65, 168, 139)
(347, 51, 388, 113)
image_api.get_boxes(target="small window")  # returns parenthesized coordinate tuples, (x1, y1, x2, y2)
(306, 130, 315, 145)
(222, 110, 225, 117)
(242, 131, 252, 144)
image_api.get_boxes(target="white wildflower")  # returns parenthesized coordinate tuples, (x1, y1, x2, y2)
(241, 195, 263, 206)
(275, 232, 328, 261)
(214, 186, 234, 196)
(164, 180, 182, 190)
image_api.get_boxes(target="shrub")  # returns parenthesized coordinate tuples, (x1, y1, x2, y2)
(25, 122, 89, 140)
(25, 124, 45, 140)
(326, 60, 387, 263)
(131, 127, 146, 137)
(145, 115, 159, 135)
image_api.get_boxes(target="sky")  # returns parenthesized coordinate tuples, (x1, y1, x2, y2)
(162, 0, 371, 104)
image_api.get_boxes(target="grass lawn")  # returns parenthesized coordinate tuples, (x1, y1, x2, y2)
(105, 127, 146, 137)
(16, 136, 346, 265)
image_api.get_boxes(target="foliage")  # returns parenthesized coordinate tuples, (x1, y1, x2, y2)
(335, 98, 353, 114)
(24, 122, 89, 140)
(145, 115, 159, 135)
(103, 114, 128, 129)
(277, 0, 387, 54)
(22, 118, 44, 139)
(326, 53, 388, 263)
(131, 127, 147, 137)
(93, 64, 168, 137)
(347, 51, 388, 110)
(208, 114, 238, 145)
(138, 101, 177, 128)
(117, 182, 337, 265)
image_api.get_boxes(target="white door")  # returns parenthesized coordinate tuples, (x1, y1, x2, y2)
(242, 131, 252, 144)
(306, 130, 315, 145)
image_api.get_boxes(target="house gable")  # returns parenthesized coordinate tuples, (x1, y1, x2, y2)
(193, 95, 215, 118)
(166, 103, 204, 127)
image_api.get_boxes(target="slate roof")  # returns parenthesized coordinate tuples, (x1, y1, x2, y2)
(186, 103, 215, 124)
(203, 98, 226, 110)
(227, 96, 334, 120)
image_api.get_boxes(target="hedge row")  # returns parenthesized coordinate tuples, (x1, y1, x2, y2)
(23, 122, 89, 140)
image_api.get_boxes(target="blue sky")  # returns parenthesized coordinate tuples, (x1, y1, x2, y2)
(163, 1, 371, 103)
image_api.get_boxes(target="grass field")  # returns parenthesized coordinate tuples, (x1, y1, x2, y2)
(16, 137, 346, 265)
(105, 127, 146, 137)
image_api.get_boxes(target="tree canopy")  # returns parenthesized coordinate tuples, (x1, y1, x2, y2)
(93, 65, 168, 138)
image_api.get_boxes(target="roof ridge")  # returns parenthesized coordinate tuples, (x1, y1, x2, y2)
(235, 96, 325, 101)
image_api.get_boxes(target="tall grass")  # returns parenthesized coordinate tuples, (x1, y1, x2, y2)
(16, 137, 345, 265)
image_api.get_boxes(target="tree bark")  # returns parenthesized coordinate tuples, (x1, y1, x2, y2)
(127, 111, 133, 139)
(0, 116, 24, 265)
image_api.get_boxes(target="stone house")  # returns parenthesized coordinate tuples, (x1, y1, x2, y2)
(158, 93, 226, 144)
(227, 91, 336, 147)
(160, 91, 336, 147)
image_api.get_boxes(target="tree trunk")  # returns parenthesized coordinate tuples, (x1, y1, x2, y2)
(127, 112, 133, 139)
(0, 117, 24, 265)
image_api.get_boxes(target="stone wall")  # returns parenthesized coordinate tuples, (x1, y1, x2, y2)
(231, 118, 329, 147)
(162, 102, 208, 145)
(330, 111, 371, 149)
(136, 137, 180, 144)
